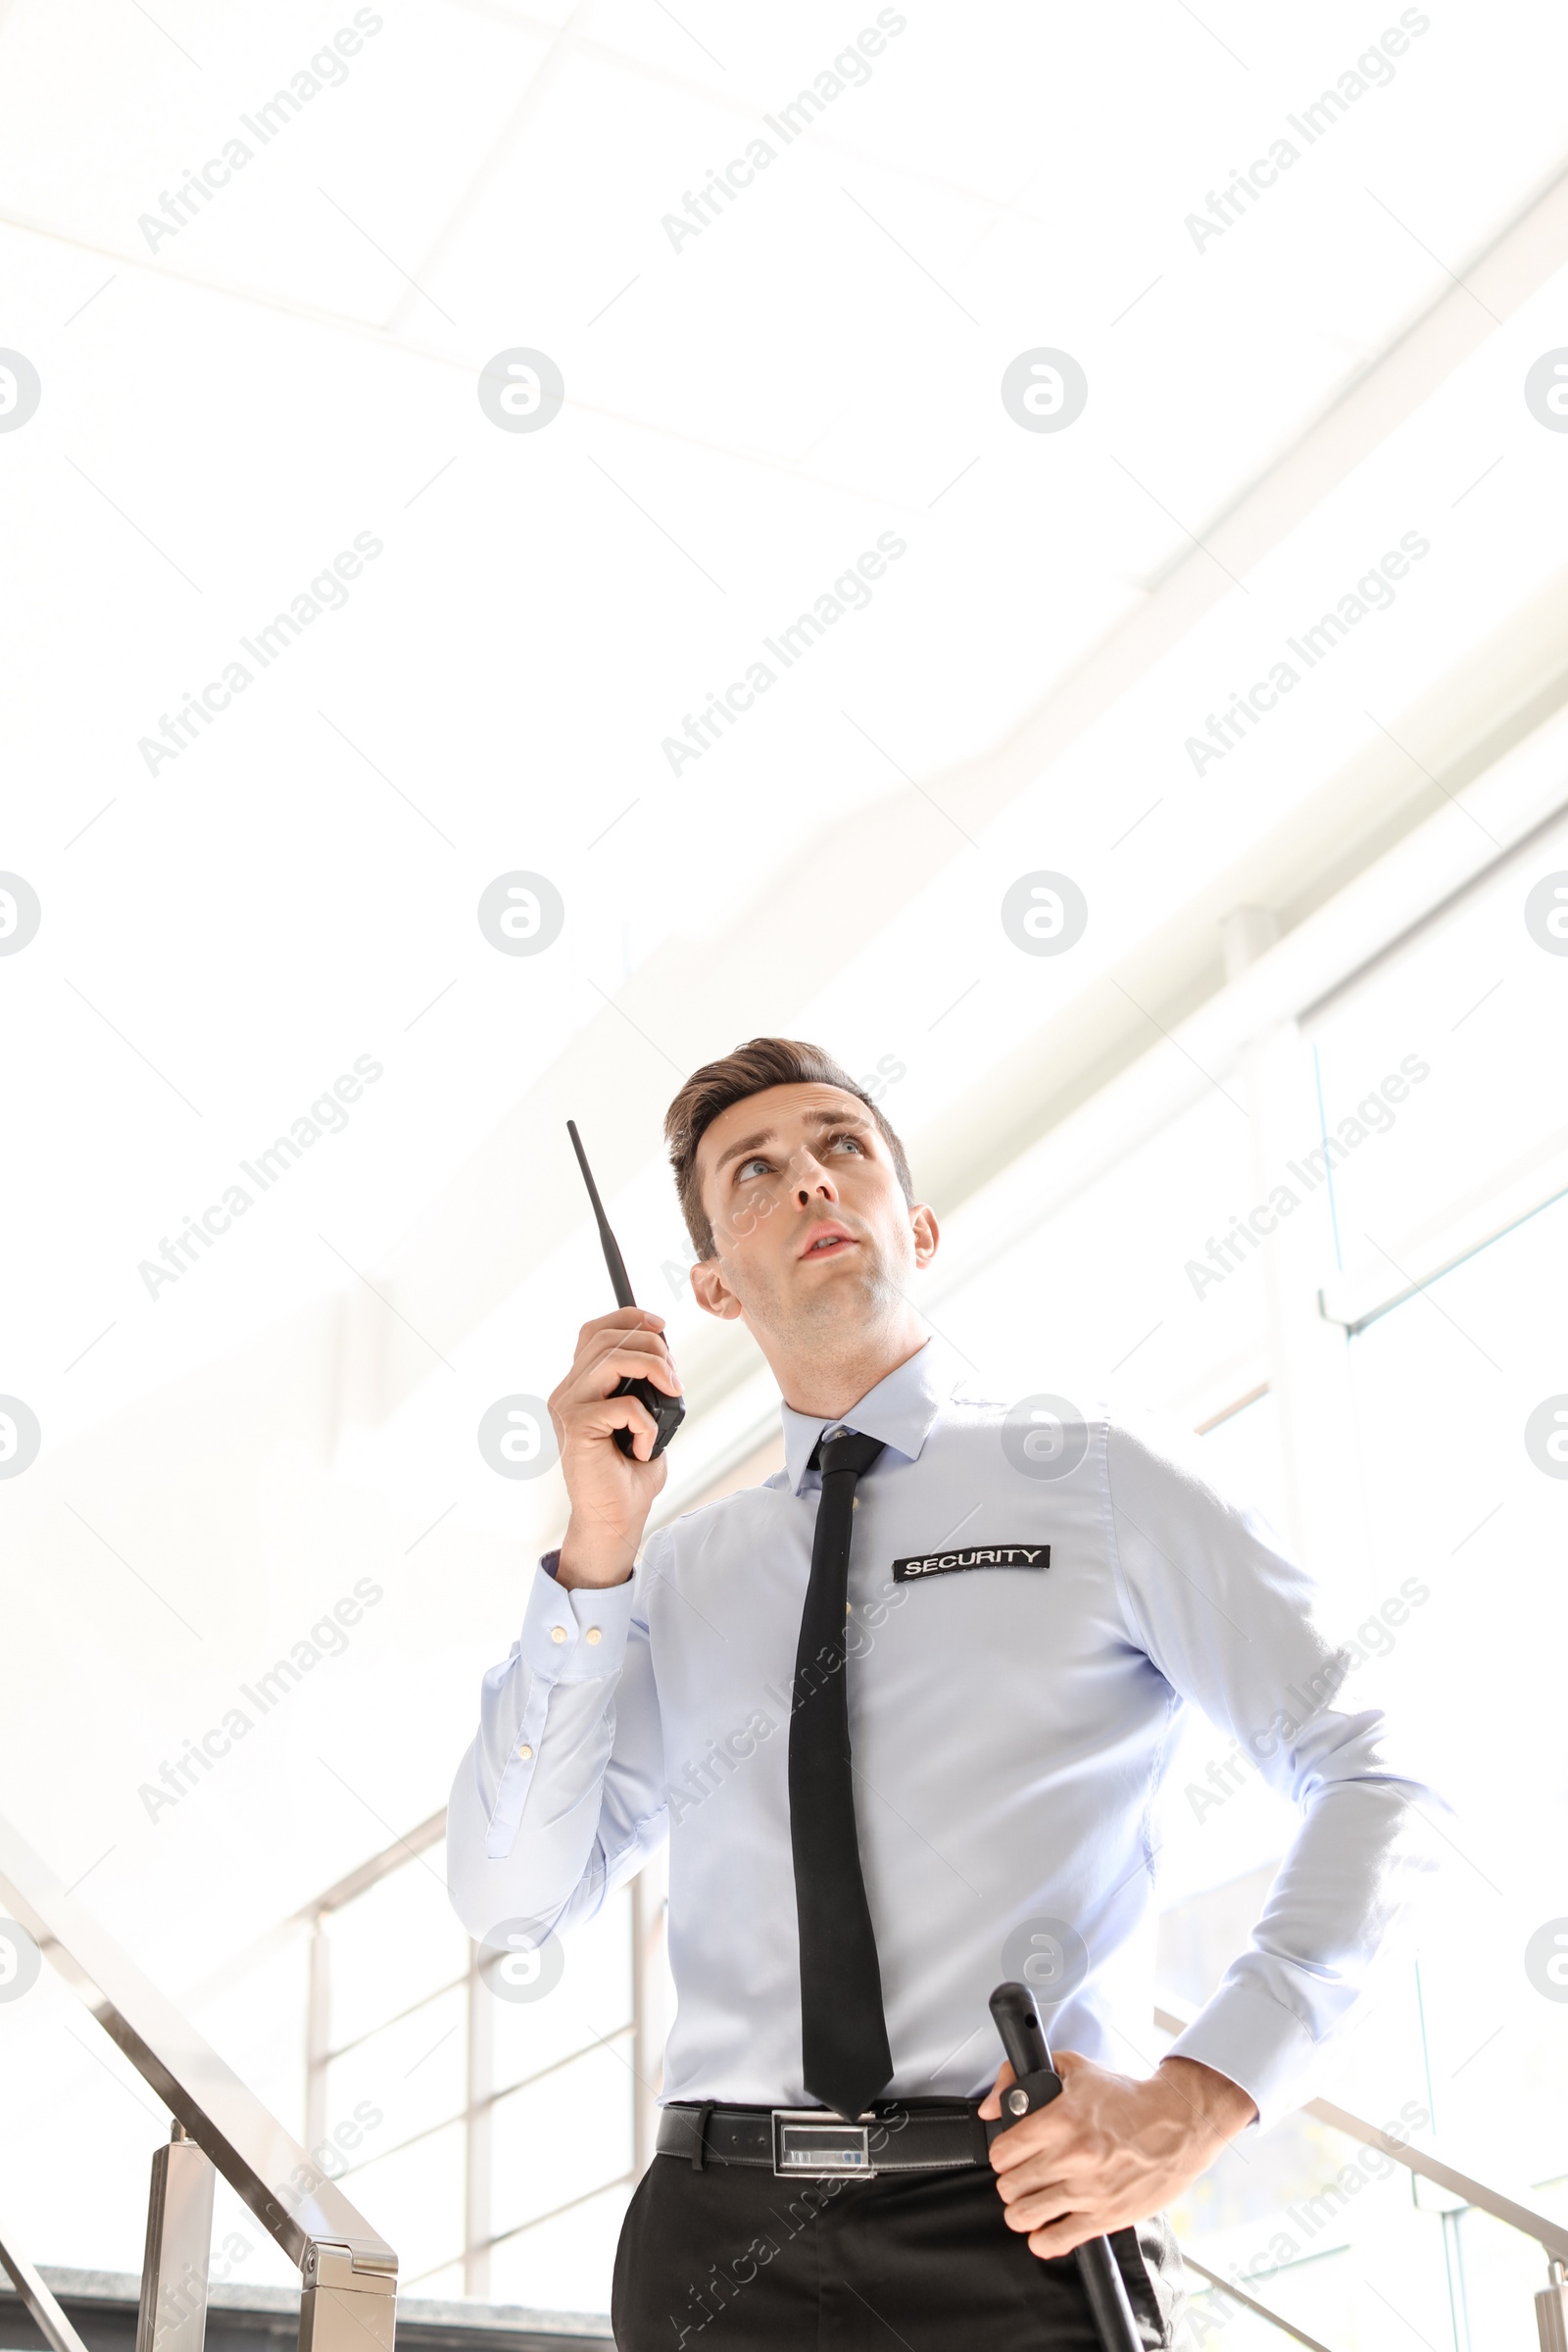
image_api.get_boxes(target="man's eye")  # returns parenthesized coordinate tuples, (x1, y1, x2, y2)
(736, 1155, 770, 1182)
(827, 1132, 865, 1154)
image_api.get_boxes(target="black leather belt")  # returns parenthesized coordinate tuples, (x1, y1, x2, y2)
(658, 2099, 989, 2180)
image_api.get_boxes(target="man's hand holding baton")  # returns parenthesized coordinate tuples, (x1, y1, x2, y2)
(983, 1981, 1255, 2346)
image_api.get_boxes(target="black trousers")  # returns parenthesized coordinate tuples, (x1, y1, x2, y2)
(612, 2148, 1184, 2350)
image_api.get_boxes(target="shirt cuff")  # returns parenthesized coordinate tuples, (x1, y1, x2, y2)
(541, 1548, 561, 1580)
(1166, 1977, 1318, 2137)
(519, 1557, 635, 1683)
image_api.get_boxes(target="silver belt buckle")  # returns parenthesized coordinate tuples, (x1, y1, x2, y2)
(771, 2108, 876, 2180)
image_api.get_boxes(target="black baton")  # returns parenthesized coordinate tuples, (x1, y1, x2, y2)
(988, 1983, 1143, 2352)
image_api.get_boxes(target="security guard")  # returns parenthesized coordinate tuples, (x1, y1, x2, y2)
(448, 1037, 1436, 2349)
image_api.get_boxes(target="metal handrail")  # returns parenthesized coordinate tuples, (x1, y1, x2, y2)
(0, 1812, 397, 2306)
(41, 1777, 1544, 2352)
(1176, 2247, 1340, 2352)
(1153, 1995, 1568, 2264)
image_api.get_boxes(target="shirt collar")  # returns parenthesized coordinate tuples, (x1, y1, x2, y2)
(779, 1335, 960, 1494)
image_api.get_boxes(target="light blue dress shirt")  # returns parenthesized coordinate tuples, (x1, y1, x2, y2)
(447, 1338, 1436, 2133)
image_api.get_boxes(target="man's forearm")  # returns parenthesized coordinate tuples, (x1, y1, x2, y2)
(447, 1563, 649, 1945)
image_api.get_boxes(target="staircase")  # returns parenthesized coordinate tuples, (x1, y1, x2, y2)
(0, 2271, 610, 2352)
(4, 1806, 1567, 2352)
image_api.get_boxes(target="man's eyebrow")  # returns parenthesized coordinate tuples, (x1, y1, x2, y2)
(710, 1125, 776, 1180)
(710, 1106, 873, 1181)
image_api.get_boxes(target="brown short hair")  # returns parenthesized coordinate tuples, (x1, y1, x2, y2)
(665, 1037, 913, 1259)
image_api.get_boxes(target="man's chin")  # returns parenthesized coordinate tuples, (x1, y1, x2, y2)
(792, 1253, 896, 1318)
(722, 1250, 898, 1342)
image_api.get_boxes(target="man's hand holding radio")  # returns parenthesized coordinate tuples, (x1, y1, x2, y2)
(549, 1307, 680, 1591)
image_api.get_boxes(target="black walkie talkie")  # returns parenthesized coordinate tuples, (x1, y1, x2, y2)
(566, 1119, 686, 1460)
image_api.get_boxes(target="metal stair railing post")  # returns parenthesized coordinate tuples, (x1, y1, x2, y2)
(135, 2120, 216, 2352)
(0, 1813, 397, 2352)
(1539, 2259, 1568, 2352)
(1153, 1996, 1568, 2352)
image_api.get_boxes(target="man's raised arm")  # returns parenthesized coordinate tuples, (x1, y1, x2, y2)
(446, 1306, 679, 1949)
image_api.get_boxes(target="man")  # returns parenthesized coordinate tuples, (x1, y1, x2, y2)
(448, 1037, 1435, 2349)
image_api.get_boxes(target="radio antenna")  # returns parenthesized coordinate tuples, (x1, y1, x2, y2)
(566, 1118, 635, 1307)
(564, 1119, 686, 1459)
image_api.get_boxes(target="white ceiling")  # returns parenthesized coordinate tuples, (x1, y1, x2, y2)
(4, 0, 1568, 1978)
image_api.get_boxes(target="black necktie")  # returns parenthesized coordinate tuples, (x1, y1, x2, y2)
(789, 1426, 892, 2120)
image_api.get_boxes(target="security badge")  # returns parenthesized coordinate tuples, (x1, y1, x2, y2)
(890, 1544, 1050, 1584)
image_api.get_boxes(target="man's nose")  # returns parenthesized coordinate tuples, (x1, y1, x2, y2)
(791, 1150, 838, 1204)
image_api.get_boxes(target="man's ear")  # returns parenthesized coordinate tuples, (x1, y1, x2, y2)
(910, 1202, 940, 1269)
(690, 1255, 744, 1321)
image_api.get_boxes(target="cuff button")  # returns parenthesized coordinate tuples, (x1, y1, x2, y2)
(586, 1627, 603, 1644)
(550, 1626, 568, 1644)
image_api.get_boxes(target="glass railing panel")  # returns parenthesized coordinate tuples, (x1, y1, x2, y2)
(323, 1977, 466, 2170)
(185, 1931, 312, 2142)
(323, 1839, 467, 2050)
(1156, 1848, 1564, 2352)
(1181, 2263, 1341, 2349)
(1335, 1195, 1568, 2193)
(1172, 2138, 1467, 2349)
(333, 2115, 465, 2290)
(1442, 2201, 1563, 2352)
(488, 2041, 636, 2309)
(487, 2180, 635, 2312)
(0, 1953, 167, 2271)
(488, 1883, 634, 2095)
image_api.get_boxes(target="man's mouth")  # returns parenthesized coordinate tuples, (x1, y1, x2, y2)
(800, 1224, 856, 1259)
